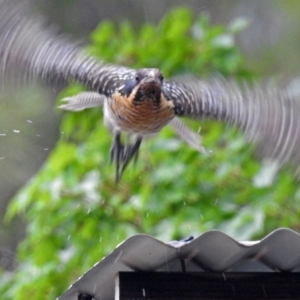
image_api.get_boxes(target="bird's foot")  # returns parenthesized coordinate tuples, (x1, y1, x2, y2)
(121, 138, 142, 175)
(110, 132, 124, 182)
(110, 133, 142, 182)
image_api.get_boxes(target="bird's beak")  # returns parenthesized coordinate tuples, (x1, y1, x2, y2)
(139, 77, 161, 97)
(141, 76, 161, 85)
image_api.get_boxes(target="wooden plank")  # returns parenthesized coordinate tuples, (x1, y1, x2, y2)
(116, 272, 300, 300)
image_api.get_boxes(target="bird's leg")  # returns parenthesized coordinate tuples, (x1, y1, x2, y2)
(110, 131, 124, 182)
(110, 133, 142, 181)
(121, 137, 143, 175)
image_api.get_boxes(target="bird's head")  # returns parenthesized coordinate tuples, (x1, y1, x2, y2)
(121, 68, 164, 103)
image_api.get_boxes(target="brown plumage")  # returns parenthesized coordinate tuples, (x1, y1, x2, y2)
(1, 0, 300, 180)
(104, 68, 176, 180)
(110, 69, 175, 135)
(111, 92, 174, 134)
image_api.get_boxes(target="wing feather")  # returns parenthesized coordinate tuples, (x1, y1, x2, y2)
(164, 77, 300, 169)
(59, 92, 107, 111)
(0, 0, 135, 96)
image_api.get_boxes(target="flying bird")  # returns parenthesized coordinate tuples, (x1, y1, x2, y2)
(1, 0, 300, 181)
(60, 86, 205, 181)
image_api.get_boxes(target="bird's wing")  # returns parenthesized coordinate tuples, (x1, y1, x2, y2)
(168, 117, 206, 154)
(0, 0, 135, 96)
(59, 92, 107, 111)
(164, 77, 300, 170)
(2, 0, 300, 173)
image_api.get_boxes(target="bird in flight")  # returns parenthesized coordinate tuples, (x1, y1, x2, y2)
(59, 69, 206, 181)
(1, 0, 300, 181)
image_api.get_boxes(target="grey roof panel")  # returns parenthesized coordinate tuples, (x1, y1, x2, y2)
(58, 228, 300, 300)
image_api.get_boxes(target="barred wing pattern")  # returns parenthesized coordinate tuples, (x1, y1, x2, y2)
(1, 0, 300, 174)
(165, 78, 300, 171)
(0, 0, 135, 96)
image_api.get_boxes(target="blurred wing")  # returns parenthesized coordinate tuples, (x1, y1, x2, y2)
(169, 117, 206, 154)
(164, 77, 300, 171)
(59, 92, 107, 111)
(0, 0, 135, 96)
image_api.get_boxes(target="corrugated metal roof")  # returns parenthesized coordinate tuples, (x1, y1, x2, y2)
(58, 228, 300, 300)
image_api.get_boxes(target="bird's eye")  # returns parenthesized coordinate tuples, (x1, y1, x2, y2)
(135, 75, 140, 83)
(121, 77, 137, 96)
(159, 74, 164, 82)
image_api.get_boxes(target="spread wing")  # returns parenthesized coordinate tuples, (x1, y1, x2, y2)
(164, 77, 300, 171)
(0, 0, 135, 96)
(2, 0, 300, 173)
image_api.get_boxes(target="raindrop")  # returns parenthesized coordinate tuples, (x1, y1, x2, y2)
(26, 119, 32, 123)
(99, 236, 102, 242)
(87, 209, 90, 214)
(67, 235, 71, 240)
(142, 288, 146, 297)
(261, 284, 267, 297)
(0, 157, 4, 160)
(0, 133, 6, 136)
(215, 198, 219, 205)
(222, 273, 227, 281)
(146, 213, 149, 218)
(183, 201, 186, 206)
(44, 148, 49, 151)
(114, 250, 123, 264)
(13, 129, 20, 133)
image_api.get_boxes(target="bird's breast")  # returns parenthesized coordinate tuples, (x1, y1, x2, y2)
(109, 92, 175, 134)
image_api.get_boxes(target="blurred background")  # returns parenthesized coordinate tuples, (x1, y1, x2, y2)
(1, 0, 300, 267)
(1, 0, 300, 297)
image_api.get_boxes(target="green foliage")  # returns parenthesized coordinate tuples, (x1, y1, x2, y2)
(88, 9, 250, 78)
(2, 7, 300, 300)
